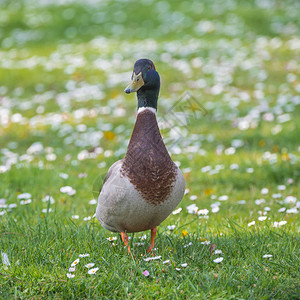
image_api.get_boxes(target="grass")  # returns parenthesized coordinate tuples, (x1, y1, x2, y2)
(0, 0, 300, 298)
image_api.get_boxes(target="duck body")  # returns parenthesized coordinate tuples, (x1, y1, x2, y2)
(96, 59, 185, 252)
(96, 108, 185, 233)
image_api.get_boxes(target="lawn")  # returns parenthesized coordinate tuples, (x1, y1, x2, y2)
(0, 0, 300, 298)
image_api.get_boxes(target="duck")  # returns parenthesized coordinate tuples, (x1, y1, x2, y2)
(96, 59, 185, 253)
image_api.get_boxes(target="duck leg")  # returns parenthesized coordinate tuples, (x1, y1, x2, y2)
(147, 227, 157, 253)
(121, 232, 131, 254)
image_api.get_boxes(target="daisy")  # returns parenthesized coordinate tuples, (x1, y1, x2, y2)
(60, 186, 76, 196)
(134, 242, 144, 246)
(255, 199, 265, 205)
(71, 258, 80, 266)
(263, 254, 272, 258)
(163, 260, 171, 264)
(67, 273, 75, 278)
(89, 199, 97, 205)
(79, 254, 90, 258)
(214, 250, 222, 254)
(106, 237, 117, 242)
(42, 195, 55, 204)
(201, 240, 210, 245)
(248, 221, 255, 227)
(172, 208, 182, 215)
(17, 193, 31, 200)
(258, 216, 267, 221)
(72, 215, 79, 219)
(211, 206, 220, 213)
(20, 199, 32, 205)
(85, 263, 95, 268)
(143, 256, 161, 262)
(167, 225, 175, 231)
(284, 196, 296, 204)
(42, 208, 53, 213)
(140, 234, 147, 241)
(198, 209, 209, 216)
(142, 270, 149, 277)
(213, 257, 223, 263)
(272, 221, 287, 228)
(183, 242, 192, 248)
(68, 267, 76, 272)
(287, 208, 298, 214)
(181, 263, 188, 268)
(277, 185, 286, 191)
(88, 267, 99, 274)
(218, 195, 228, 201)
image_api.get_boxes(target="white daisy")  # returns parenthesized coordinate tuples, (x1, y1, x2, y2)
(172, 208, 182, 215)
(143, 256, 161, 262)
(213, 257, 223, 263)
(88, 267, 99, 274)
(71, 258, 80, 266)
(79, 254, 90, 258)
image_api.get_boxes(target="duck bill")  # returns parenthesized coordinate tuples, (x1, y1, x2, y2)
(124, 72, 144, 94)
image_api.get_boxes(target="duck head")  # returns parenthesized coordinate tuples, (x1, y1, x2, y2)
(124, 59, 160, 110)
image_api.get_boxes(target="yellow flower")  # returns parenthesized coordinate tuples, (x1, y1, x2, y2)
(181, 230, 188, 237)
(103, 131, 115, 141)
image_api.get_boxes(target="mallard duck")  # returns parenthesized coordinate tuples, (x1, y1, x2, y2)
(96, 59, 185, 253)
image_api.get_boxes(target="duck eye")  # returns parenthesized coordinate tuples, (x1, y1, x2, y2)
(136, 78, 139, 81)
(147, 66, 151, 70)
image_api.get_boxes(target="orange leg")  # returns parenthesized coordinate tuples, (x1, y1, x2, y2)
(121, 232, 131, 254)
(147, 227, 157, 254)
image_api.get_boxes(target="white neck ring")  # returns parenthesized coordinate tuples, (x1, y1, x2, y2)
(137, 107, 157, 114)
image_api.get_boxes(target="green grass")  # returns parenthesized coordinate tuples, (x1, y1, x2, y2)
(0, 0, 300, 298)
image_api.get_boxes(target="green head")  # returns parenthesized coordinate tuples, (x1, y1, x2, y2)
(124, 59, 160, 110)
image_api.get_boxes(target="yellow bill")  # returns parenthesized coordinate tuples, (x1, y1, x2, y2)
(124, 72, 144, 94)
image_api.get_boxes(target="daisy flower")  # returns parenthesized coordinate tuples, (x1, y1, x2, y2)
(172, 208, 182, 215)
(79, 254, 90, 258)
(71, 258, 80, 266)
(88, 267, 99, 274)
(181, 263, 188, 268)
(67, 273, 75, 278)
(85, 263, 95, 268)
(143, 256, 161, 262)
(213, 257, 223, 263)
(89, 199, 97, 205)
(248, 221, 255, 227)
(167, 225, 175, 231)
(106, 237, 117, 242)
